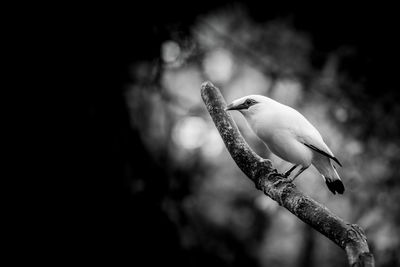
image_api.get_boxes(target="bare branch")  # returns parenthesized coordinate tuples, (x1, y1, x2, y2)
(201, 81, 374, 267)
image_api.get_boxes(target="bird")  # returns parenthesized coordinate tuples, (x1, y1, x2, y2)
(225, 95, 344, 194)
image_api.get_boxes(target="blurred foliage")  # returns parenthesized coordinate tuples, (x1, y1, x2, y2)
(119, 5, 400, 267)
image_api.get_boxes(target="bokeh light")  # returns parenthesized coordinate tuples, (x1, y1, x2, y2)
(203, 48, 234, 83)
(162, 40, 181, 63)
(173, 116, 208, 150)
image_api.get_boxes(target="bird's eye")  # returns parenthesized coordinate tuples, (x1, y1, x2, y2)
(246, 99, 253, 105)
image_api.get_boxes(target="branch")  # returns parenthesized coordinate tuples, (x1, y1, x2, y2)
(201, 81, 375, 267)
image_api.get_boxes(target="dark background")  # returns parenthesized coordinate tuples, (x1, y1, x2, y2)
(77, 2, 400, 266)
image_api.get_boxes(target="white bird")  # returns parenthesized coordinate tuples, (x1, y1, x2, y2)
(226, 95, 344, 194)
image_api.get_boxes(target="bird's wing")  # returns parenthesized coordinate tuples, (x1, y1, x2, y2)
(291, 112, 342, 167)
(303, 142, 342, 167)
(258, 103, 342, 167)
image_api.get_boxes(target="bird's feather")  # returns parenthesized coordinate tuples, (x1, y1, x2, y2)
(325, 179, 345, 194)
(312, 151, 344, 194)
(303, 143, 342, 167)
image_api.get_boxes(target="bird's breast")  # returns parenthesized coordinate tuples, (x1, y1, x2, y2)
(257, 128, 313, 166)
(248, 112, 277, 140)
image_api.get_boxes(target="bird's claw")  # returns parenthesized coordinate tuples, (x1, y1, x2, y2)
(268, 172, 285, 179)
(268, 171, 294, 184)
(285, 177, 294, 183)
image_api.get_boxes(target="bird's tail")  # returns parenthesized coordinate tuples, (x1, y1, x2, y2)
(324, 165, 344, 195)
(313, 155, 345, 194)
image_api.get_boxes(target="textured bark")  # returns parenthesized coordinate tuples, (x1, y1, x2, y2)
(201, 81, 374, 267)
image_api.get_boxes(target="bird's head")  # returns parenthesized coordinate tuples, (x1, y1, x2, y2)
(225, 95, 270, 115)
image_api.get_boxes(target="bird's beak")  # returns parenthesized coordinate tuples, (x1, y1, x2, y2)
(225, 103, 236, 111)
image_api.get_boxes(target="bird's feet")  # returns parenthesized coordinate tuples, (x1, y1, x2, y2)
(282, 164, 298, 179)
(270, 170, 295, 183)
(285, 175, 295, 183)
(268, 171, 287, 179)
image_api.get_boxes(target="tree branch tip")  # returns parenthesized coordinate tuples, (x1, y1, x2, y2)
(201, 81, 216, 91)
